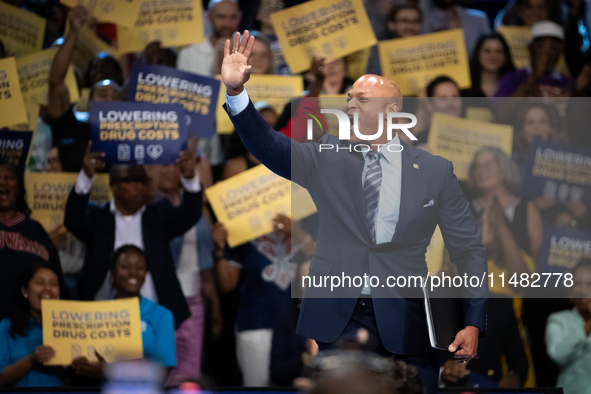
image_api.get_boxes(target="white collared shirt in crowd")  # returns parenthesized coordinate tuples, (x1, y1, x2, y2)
(75, 169, 201, 301)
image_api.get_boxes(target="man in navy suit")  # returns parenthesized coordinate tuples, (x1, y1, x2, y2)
(221, 31, 488, 393)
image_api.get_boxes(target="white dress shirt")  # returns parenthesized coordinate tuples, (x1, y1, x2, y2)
(177, 40, 215, 77)
(75, 169, 201, 301)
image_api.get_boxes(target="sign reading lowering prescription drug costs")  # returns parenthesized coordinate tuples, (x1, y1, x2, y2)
(0, 130, 32, 171)
(0, 2, 46, 57)
(128, 64, 219, 138)
(521, 140, 591, 206)
(427, 113, 513, 181)
(116, 0, 205, 54)
(90, 102, 187, 165)
(25, 172, 112, 232)
(270, 0, 377, 73)
(42, 298, 143, 365)
(60, 0, 142, 28)
(206, 165, 317, 247)
(538, 225, 591, 275)
(378, 29, 471, 96)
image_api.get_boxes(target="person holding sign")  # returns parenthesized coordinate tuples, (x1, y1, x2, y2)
(109, 245, 176, 367)
(47, 6, 123, 149)
(494, 21, 576, 99)
(220, 31, 488, 394)
(0, 264, 63, 387)
(64, 143, 202, 329)
(0, 163, 66, 322)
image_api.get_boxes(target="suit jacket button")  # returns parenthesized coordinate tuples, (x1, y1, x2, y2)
(487, 369, 494, 376)
(370, 248, 375, 253)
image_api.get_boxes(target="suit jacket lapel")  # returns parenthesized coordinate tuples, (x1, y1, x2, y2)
(391, 141, 422, 243)
(141, 208, 153, 273)
(103, 203, 116, 253)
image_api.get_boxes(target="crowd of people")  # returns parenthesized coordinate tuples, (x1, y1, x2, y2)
(1, 0, 591, 392)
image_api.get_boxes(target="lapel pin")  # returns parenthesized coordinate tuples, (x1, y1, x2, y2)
(413, 163, 419, 169)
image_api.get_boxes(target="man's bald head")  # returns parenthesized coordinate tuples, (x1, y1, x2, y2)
(345, 74, 406, 146)
(351, 75, 402, 98)
(348, 74, 403, 113)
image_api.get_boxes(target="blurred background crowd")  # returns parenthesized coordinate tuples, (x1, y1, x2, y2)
(0, 0, 591, 392)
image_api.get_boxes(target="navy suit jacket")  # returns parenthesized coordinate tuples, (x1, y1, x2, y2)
(64, 187, 202, 328)
(226, 100, 488, 355)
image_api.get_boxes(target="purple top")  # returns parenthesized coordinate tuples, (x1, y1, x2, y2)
(494, 68, 575, 98)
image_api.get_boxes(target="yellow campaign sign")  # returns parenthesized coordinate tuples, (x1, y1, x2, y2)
(7, 103, 39, 132)
(497, 26, 531, 69)
(378, 29, 471, 96)
(291, 182, 317, 220)
(72, 28, 119, 73)
(60, 0, 142, 28)
(346, 48, 371, 81)
(117, 0, 204, 54)
(25, 172, 112, 232)
(427, 113, 513, 181)
(0, 2, 46, 57)
(216, 82, 233, 134)
(42, 298, 143, 365)
(206, 165, 307, 247)
(465, 106, 493, 123)
(16, 48, 79, 106)
(425, 225, 444, 274)
(270, 0, 377, 73)
(216, 75, 303, 134)
(0, 57, 28, 129)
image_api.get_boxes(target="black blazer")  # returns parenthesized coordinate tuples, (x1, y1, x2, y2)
(64, 186, 202, 328)
(226, 100, 489, 355)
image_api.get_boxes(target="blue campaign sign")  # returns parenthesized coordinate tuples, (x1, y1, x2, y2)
(521, 140, 591, 206)
(128, 63, 220, 138)
(0, 129, 32, 172)
(538, 224, 591, 275)
(90, 102, 187, 165)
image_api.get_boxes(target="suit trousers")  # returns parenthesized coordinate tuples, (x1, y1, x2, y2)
(316, 298, 440, 394)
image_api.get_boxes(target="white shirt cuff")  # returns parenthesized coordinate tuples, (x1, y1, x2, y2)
(180, 172, 201, 193)
(225, 89, 249, 116)
(75, 169, 95, 195)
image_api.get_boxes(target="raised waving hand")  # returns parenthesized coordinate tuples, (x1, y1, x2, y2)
(221, 31, 255, 96)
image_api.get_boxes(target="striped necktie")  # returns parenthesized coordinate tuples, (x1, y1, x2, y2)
(364, 150, 382, 244)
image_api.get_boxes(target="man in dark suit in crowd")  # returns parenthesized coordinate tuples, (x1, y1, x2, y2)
(220, 31, 488, 393)
(64, 143, 202, 328)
